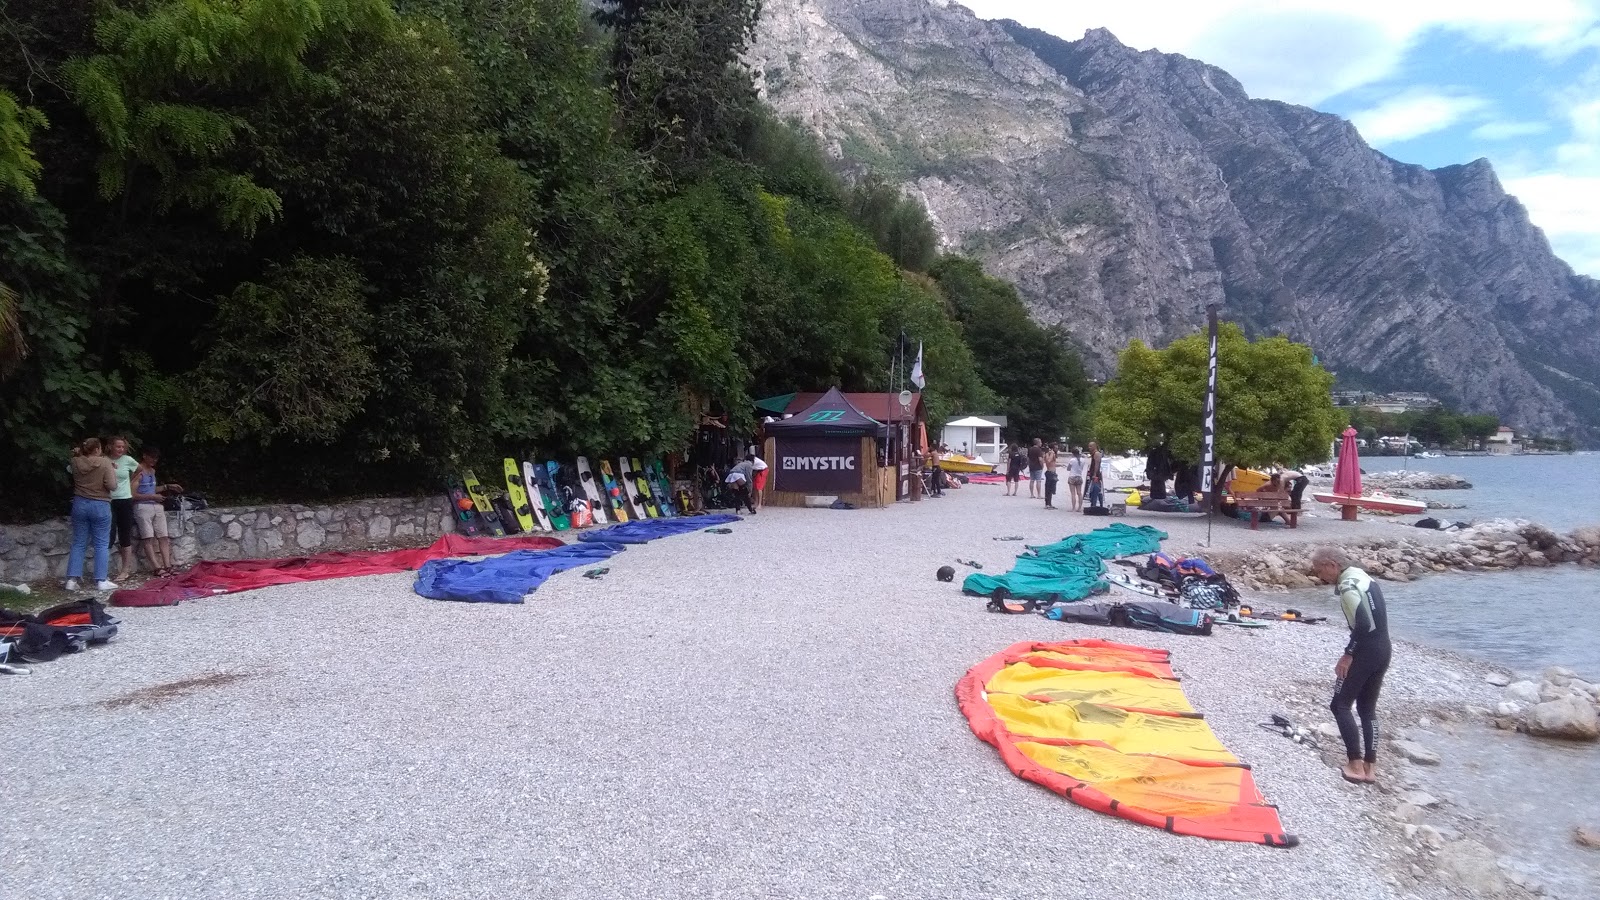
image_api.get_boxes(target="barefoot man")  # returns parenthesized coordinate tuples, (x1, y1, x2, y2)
(1312, 547, 1392, 784)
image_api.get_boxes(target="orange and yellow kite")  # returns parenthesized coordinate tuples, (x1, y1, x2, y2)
(956, 639, 1297, 847)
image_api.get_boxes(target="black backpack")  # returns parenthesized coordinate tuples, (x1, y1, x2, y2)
(163, 491, 208, 512)
(0, 599, 120, 662)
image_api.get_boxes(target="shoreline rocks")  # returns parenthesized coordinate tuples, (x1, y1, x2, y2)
(1359, 470, 1475, 491)
(1489, 666, 1600, 742)
(1209, 520, 1600, 592)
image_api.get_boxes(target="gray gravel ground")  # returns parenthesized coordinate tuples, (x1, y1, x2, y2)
(2, 485, 1473, 899)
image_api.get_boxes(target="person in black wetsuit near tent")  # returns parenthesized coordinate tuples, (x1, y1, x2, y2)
(1312, 547, 1392, 785)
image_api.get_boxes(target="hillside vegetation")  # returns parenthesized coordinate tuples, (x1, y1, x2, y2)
(0, 0, 1089, 517)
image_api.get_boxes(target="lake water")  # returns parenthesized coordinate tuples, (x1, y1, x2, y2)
(1299, 454, 1600, 897)
(1390, 452, 1600, 531)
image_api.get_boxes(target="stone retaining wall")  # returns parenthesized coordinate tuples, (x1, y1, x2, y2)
(0, 496, 455, 584)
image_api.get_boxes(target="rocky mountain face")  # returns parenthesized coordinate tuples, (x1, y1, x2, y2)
(750, 0, 1600, 441)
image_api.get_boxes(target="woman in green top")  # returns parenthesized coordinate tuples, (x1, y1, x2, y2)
(106, 436, 140, 581)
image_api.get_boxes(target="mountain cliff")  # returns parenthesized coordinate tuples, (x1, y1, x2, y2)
(750, 0, 1600, 441)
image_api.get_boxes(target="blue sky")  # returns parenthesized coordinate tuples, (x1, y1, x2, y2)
(960, 1, 1600, 277)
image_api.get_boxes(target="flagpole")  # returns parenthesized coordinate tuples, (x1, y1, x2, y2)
(1201, 304, 1219, 548)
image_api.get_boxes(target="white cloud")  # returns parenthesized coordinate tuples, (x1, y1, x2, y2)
(1497, 67, 1600, 276)
(1470, 120, 1552, 140)
(960, 0, 1600, 104)
(1349, 90, 1490, 144)
(1503, 173, 1600, 275)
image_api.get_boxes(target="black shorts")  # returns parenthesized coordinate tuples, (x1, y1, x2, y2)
(110, 497, 136, 548)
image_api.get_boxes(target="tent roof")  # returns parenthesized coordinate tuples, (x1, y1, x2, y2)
(753, 392, 796, 415)
(766, 387, 885, 436)
(946, 415, 1005, 429)
(783, 391, 922, 422)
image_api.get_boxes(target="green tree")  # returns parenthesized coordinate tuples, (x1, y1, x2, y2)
(63, 0, 394, 235)
(594, 0, 762, 171)
(0, 88, 46, 197)
(1459, 413, 1500, 444)
(847, 176, 938, 272)
(932, 257, 1091, 441)
(1096, 323, 1341, 467)
(0, 195, 122, 507)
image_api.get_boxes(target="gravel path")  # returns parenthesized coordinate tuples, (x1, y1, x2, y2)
(1, 485, 1468, 899)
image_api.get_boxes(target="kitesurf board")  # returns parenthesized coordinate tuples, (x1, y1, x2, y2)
(535, 460, 570, 531)
(1104, 569, 1176, 601)
(575, 456, 608, 524)
(643, 458, 675, 517)
(445, 476, 480, 537)
(617, 456, 650, 520)
(462, 469, 505, 537)
(631, 456, 661, 518)
(597, 459, 629, 522)
(1215, 617, 1270, 629)
(520, 461, 553, 532)
(502, 458, 537, 533)
(491, 494, 523, 535)
(549, 459, 586, 527)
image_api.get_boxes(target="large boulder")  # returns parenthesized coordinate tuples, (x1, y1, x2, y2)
(1526, 695, 1600, 741)
(1502, 681, 1542, 705)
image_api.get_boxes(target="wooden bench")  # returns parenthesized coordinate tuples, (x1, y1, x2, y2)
(1233, 490, 1299, 530)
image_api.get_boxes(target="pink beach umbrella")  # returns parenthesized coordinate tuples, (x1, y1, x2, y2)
(1333, 427, 1362, 520)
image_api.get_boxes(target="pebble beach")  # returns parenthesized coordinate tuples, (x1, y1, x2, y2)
(1, 483, 1591, 899)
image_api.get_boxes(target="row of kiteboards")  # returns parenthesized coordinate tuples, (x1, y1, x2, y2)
(446, 456, 685, 537)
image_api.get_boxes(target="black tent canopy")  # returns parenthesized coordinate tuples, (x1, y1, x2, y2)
(764, 387, 884, 437)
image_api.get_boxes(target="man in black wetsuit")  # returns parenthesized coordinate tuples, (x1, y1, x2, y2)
(1312, 547, 1392, 784)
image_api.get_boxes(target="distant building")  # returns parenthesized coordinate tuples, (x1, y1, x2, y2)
(1487, 426, 1517, 455)
(1341, 390, 1442, 414)
(1365, 401, 1410, 414)
(941, 415, 1007, 464)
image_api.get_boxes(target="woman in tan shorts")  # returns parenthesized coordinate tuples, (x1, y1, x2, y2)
(132, 446, 182, 575)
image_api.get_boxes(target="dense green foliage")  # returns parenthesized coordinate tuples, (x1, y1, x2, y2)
(932, 257, 1091, 442)
(1345, 406, 1500, 451)
(0, 0, 1089, 519)
(1096, 324, 1342, 467)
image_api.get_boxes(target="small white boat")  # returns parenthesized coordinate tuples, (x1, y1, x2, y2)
(1311, 491, 1428, 515)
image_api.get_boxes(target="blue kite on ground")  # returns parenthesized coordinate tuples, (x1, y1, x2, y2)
(576, 514, 741, 545)
(415, 542, 625, 604)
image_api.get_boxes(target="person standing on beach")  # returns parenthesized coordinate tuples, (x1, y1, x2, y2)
(1065, 447, 1085, 511)
(1004, 441, 1025, 496)
(106, 436, 139, 582)
(132, 446, 181, 576)
(750, 452, 769, 510)
(1085, 442, 1105, 509)
(1042, 441, 1060, 509)
(1312, 547, 1392, 785)
(65, 438, 119, 592)
(1026, 438, 1045, 499)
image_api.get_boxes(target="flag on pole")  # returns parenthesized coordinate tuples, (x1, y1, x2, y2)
(910, 341, 926, 390)
(1199, 305, 1219, 495)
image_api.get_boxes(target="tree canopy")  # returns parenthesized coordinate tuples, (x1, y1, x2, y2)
(1095, 324, 1342, 467)
(0, 0, 1090, 519)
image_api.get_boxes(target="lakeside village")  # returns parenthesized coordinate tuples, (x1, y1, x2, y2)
(6, 329, 1599, 900)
